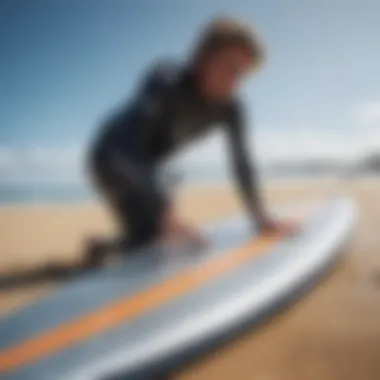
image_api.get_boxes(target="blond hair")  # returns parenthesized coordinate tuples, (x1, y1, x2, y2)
(192, 17, 266, 72)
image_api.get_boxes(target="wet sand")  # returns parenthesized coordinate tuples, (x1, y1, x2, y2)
(1, 179, 380, 379)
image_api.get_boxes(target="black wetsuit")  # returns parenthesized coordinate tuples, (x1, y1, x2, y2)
(89, 61, 265, 249)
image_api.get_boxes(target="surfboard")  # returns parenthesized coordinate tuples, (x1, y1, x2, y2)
(0, 197, 356, 380)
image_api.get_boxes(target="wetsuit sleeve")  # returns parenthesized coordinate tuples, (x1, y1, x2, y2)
(225, 102, 268, 227)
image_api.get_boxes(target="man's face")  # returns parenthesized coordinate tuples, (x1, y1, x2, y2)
(199, 45, 253, 101)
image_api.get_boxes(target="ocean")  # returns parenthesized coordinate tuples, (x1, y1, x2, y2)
(0, 167, 338, 205)
(0, 182, 93, 205)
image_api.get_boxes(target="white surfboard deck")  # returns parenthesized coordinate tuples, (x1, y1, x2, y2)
(0, 197, 356, 380)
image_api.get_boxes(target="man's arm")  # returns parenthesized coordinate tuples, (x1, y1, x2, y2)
(225, 102, 268, 227)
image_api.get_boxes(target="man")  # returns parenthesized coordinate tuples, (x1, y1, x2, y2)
(87, 17, 295, 265)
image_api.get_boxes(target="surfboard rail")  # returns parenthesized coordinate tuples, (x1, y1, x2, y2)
(0, 197, 357, 380)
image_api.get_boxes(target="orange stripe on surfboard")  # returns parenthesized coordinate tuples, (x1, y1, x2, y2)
(0, 210, 310, 374)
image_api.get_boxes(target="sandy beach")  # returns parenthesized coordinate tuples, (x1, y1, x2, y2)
(1, 179, 380, 379)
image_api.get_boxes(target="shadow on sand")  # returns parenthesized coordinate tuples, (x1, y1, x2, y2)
(0, 260, 93, 290)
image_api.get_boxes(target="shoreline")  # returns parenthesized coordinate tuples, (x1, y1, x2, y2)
(1, 176, 379, 210)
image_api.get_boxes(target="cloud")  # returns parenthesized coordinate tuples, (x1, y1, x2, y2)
(0, 145, 85, 184)
(0, 147, 15, 170)
(1, 120, 378, 184)
(355, 101, 380, 125)
(170, 127, 374, 172)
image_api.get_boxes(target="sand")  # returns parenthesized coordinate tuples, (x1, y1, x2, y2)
(1, 179, 380, 379)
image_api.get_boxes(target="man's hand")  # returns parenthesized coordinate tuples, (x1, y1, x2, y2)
(257, 217, 299, 236)
(160, 208, 208, 248)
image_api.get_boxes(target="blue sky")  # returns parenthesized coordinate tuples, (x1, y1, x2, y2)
(1, 0, 380, 183)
